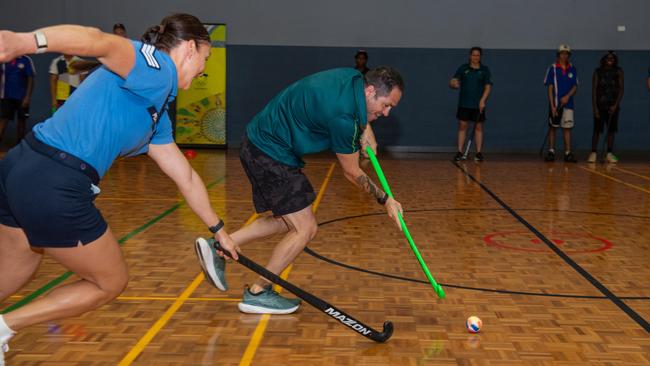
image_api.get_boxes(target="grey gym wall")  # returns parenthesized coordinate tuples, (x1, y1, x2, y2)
(1, 0, 648, 151)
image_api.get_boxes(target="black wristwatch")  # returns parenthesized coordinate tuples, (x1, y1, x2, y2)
(208, 219, 225, 233)
(377, 193, 389, 205)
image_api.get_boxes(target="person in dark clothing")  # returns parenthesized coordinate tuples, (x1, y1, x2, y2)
(588, 51, 624, 163)
(354, 49, 370, 75)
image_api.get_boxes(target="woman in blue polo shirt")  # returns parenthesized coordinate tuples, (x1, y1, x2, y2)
(0, 14, 238, 361)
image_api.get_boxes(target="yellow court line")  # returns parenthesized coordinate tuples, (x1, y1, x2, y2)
(119, 274, 205, 365)
(580, 166, 650, 194)
(239, 162, 336, 366)
(117, 296, 240, 302)
(98, 197, 254, 204)
(186, 297, 241, 302)
(613, 166, 650, 181)
(8, 295, 240, 302)
(97, 197, 180, 202)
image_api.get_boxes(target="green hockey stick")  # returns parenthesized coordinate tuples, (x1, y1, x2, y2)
(365, 147, 445, 298)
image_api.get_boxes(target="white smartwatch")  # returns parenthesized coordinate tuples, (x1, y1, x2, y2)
(34, 31, 48, 54)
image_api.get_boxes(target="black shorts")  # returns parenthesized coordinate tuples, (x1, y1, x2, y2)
(0, 133, 107, 248)
(594, 108, 619, 134)
(239, 135, 315, 216)
(457, 107, 485, 123)
(0, 99, 29, 120)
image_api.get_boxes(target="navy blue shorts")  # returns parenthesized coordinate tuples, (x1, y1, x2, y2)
(0, 134, 107, 248)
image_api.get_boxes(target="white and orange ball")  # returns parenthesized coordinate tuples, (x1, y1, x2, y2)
(466, 316, 482, 333)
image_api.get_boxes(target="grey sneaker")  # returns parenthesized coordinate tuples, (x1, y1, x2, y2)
(195, 237, 228, 291)
(238, 285, 301, 314)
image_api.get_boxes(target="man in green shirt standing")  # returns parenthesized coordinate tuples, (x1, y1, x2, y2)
(450, 47, 493, 162)
(196, 66, 405, 314)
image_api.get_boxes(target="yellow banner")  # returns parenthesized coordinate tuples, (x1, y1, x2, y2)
(175, 24, 226, 145)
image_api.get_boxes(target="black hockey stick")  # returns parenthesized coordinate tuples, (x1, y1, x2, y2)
(540, 105, 563, 157)
(213, 241, 394, 343)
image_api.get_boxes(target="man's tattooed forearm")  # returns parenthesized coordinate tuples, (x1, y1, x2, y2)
(355, 175, 385, 200)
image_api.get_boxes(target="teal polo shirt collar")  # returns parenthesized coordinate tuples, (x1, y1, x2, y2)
(352, 75, 368, 128)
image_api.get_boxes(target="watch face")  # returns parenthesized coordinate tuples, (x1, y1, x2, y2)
(35, 32, 47, 49)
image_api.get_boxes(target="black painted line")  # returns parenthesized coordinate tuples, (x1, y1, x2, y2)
(312, 209, 650, 300)
(452, 161, 650, 332)
(317, 208, 650, 228)
(303, 247, 649, 300)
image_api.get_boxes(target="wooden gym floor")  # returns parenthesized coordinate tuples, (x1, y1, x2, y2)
(1, 150, 649, 365)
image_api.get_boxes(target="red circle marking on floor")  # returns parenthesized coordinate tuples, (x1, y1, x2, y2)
(484, 231, 613, 254)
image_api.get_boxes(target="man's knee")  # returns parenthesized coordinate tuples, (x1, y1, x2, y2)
(292, 215, 318, 242)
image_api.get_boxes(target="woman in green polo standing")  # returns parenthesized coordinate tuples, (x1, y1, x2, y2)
(450, 47, 493, 162)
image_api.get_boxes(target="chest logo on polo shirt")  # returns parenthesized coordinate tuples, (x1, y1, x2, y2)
(17, 63, 25, 69)
(568, 72, 574, 78)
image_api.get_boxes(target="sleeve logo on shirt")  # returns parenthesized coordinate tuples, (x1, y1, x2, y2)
(140, 44, 161, 69)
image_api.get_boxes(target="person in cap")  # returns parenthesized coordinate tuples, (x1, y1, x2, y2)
(543, 44, 578, 162)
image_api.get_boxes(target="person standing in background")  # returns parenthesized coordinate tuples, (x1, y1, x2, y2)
(543, 44, 578, 163)
(354, 50, 370, 75)
(112, 23, 127, 37)
(589, 51, 624, 163)
(450, 47, 493, 162)
(48, 54, 86, 113)
(0, 56, 35, 145)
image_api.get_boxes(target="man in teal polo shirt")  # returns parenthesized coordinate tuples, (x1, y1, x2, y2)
(196, 66, 404, 314)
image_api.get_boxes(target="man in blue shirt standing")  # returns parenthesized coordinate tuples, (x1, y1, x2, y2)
(0, 56, 35, 145)
(543, 44, 578, 162)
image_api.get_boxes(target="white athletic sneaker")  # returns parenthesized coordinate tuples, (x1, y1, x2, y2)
(1, 338, 10, 366)
(0, 316, 14, 366)
(606, 153, 619, 163)
(587, 152, 597, 163)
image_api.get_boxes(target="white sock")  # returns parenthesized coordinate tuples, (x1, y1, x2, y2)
(0, 315, 15, 341)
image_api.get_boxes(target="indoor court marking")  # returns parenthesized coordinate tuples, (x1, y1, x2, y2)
(1, 152, 649, 365)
